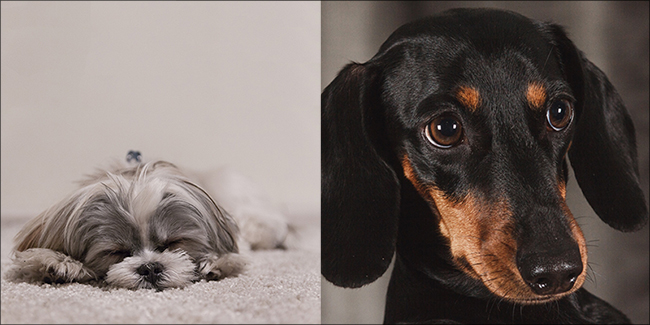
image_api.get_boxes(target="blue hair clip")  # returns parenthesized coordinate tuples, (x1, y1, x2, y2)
(126, 150, 142, 163)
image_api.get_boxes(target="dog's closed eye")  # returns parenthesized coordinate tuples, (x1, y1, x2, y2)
(105, 248, 132, 259)
(155, 239, 185, 252)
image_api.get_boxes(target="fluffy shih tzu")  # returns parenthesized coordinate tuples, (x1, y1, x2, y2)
(7, 151, 288, 290)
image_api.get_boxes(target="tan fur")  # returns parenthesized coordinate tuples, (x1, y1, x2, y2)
(526, 82, 547, 110)
(456, 86, 481, 112)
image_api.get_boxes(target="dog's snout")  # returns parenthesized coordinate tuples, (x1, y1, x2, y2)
(137, 262, 165, 284)
(517, 247, 583, 296)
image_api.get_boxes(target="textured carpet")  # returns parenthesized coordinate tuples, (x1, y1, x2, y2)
(1, 212, 320, 324)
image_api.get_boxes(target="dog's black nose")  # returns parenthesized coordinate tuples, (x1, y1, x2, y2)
(137, 262, 164, 284)
(517, 248, 583, 296)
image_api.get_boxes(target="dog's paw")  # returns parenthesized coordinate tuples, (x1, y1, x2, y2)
(7, 248, 94, 284)
(197, 253, 247, 281)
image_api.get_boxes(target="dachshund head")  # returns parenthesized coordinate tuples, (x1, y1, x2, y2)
(322, 8, 647, 304)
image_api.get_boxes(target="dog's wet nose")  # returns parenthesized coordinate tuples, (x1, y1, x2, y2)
(517, 247, 583, 295)
(137, 262, 164, 284)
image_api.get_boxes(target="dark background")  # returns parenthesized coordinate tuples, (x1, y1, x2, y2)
(322, 1, 649, 323)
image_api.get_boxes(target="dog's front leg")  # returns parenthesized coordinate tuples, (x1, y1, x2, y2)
(8, 248, 95, 284)
(197, 253, 247, 281)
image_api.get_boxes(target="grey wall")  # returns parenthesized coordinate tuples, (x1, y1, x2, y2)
(1, 2, 321, 219)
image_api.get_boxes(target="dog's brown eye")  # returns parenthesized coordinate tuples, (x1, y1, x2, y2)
(427, 115, 463, 148)
(547, 99, 573, 131)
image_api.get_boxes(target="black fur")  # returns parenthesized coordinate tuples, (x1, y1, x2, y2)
(322, 8, 647, 324)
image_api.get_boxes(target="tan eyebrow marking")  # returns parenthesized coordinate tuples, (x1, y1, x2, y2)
(456, 86, 481, 112)
(526, 82, 547, 110)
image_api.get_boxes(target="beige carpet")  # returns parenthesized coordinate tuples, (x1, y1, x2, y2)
(1, 213, 321, 324)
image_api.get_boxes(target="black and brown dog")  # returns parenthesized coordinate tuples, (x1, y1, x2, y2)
(322, 8, 648, 324)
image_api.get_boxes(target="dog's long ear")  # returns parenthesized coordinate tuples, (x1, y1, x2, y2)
(551, 25, 648, 232)
(14, 198, 75, 253)
(322, 63, 400, 288)
(186, 181, 241, 253)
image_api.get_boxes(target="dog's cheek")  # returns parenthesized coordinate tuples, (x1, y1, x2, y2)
(84, 254, 125, 278)
(429, 190, 526, 297)
(105, 261, 143, 289)
(427, 190, 488, 276)
(402, 154, 528, 298)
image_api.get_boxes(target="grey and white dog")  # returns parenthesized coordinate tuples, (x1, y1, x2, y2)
(7, 152, 288, 290)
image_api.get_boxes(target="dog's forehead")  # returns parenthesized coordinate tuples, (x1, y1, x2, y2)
(376, 9, 566, 118)
(382, 8, 545, 49)
(384, 12, 558, 71)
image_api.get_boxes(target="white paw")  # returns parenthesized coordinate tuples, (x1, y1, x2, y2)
(197, 253, 247, 281)
(7, 248, 94, 284)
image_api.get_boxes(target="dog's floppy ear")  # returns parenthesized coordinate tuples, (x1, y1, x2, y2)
(551, 25, 648, 232)
(321, 62, 400, 288)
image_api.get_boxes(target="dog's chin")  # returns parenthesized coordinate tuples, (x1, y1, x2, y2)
(105, 249, 197, 290)
(506, 291, 575, 305)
